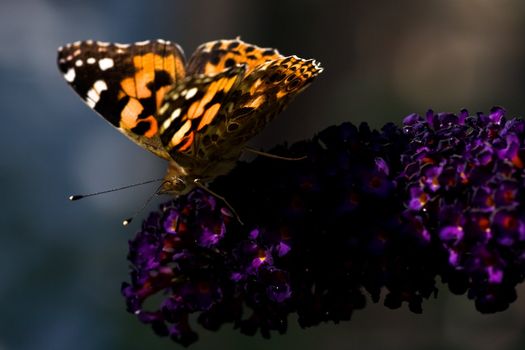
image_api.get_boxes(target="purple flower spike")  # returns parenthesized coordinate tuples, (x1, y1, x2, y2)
(123, 108, 525, 345)
(399, 107, 525, 313)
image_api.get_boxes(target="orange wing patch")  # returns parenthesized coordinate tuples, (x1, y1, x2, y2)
(198, 103, 221, 131)
(120, 53, 173, 100)
(141, 116, 158, 138)
(121, 98, 144, 128)
(116, 49, 185, 140)
(185, 75, 236, 121)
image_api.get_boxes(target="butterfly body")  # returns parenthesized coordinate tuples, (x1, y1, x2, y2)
(58, 38, 323, 195)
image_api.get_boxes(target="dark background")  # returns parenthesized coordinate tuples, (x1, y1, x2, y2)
(2, 0, 525, 349)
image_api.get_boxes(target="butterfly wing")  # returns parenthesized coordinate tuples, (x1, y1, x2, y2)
(158, 43, 323, 172)
(57, 39, 186, 159)
(186, 38, 282, 75)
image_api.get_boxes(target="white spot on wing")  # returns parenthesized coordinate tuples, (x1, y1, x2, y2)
(159, 103, 170, 115)
(160, 108, 181, 132)
(97, 41, 110, 47)
(93, 80, 108, 94)
(185, 87, 198, 100)
(98, 58, 114, 71)
(64, 68, 76, 82)
(75, 59, 83, 67)
(85, 80, 107, 108)
(160, 119, 172, 133)
(86, 98, 96, 108)
(135, 40, 150, 46)
(171, 108, 181, 119)
(87, 89, 99, 104)
(87, 57, 96, 64)
(115, 43, 130, 49)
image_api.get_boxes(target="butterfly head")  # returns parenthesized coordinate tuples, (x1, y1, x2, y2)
(158, 177, 192, 195)
(158, 161, 194, 195)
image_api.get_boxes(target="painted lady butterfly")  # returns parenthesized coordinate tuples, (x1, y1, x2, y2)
(57, 38, 323, 199)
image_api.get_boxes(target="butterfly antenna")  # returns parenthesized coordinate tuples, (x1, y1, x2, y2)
(68, 178, 164, 201)
(122, 181, 168, 226)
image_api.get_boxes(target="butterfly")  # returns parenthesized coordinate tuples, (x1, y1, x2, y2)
(57, 38, 323, 200)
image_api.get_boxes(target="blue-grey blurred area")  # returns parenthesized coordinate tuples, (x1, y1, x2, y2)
(1, 0, 525, 349)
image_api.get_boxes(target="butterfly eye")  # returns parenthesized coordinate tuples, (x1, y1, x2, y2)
(160, 177, 188, 195)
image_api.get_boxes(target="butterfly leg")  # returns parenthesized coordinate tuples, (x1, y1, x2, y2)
(242, 146, 307, 161)
(193, 179, 244, 225)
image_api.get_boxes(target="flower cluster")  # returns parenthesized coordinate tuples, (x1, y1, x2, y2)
(122, 108, 525, 346)
(400, 107, 525, 313)
(122, 190, 301, 346)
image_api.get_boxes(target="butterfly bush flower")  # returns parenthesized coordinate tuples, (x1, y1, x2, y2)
(400, 107, 525, 312)
(122, 108, 525, 346)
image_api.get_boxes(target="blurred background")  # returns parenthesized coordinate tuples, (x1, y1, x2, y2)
(2, 0, 525, 349)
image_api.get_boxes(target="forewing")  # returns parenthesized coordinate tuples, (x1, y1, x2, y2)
(57, 39, 186, 159)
